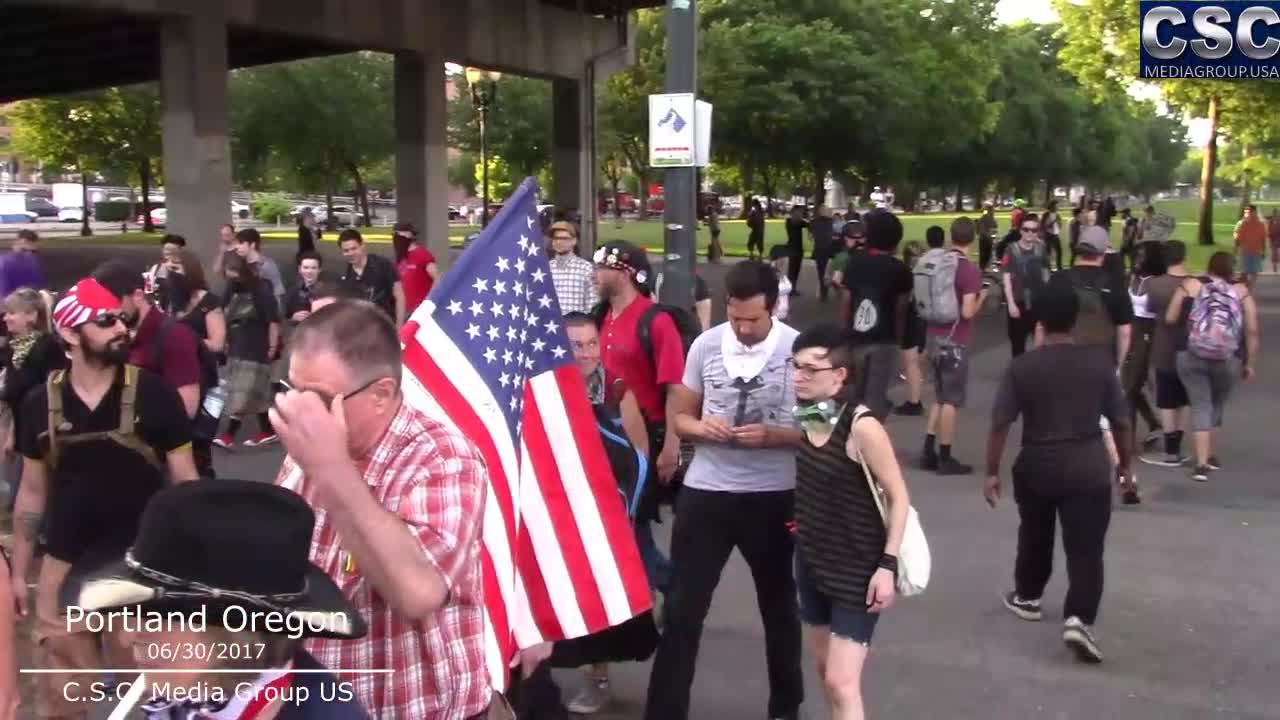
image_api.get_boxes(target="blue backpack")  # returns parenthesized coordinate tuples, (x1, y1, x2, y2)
(593, 404, 648, 521)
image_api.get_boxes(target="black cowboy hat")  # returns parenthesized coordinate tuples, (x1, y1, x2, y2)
(62, 480, 366, 640)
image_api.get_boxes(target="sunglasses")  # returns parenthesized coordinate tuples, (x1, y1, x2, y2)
(278, 376, 382, 408)
(85, 313, 125, 329)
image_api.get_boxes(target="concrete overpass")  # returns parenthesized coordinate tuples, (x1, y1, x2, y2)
(0, 0, 659, 265)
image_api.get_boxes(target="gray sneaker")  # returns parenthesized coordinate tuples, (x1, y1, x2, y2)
(1002, 591, 1043, 621)
(1063, 616, 1103, 663)
(566, 680, 611, 715)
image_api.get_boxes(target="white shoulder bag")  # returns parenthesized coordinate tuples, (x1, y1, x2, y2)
(849, 405, 931, 596)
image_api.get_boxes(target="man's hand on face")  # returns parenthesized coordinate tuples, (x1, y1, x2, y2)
(269, 388, 351, 475)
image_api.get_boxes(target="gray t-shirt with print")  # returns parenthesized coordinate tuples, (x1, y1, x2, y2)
(681, 322, 800, 493)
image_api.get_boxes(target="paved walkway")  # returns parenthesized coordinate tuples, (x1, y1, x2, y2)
(24, 244, 1280, 719)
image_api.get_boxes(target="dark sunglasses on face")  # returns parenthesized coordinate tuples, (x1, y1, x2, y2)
(86, 313, 125, 329)
(1021, 226, 1039, 233)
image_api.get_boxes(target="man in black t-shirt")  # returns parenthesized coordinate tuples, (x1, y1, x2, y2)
(840, 210, 913, 420)
(11, 277, 196, 719)
(986, 282, 1132, 665)
(337, 229, 404, 324)
(784, 205, 809, 295)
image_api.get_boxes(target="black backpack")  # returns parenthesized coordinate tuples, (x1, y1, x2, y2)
(592, 404, 648, 520)
(590, 301, 700, 361)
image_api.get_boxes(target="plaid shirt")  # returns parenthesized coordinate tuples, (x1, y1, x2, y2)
(549, 253, 597, 315)
(277, 400, 489, 719)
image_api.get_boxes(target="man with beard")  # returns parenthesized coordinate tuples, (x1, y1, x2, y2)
(10, 277, 197, 720)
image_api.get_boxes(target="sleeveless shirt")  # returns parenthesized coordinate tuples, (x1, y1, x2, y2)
(795, 406, 887, 606)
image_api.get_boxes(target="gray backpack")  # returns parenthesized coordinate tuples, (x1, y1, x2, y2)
(913, 248, 960, 325)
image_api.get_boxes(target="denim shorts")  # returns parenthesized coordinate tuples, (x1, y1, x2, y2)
(794, 551, 880, 646)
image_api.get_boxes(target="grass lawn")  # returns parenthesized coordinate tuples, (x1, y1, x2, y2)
(29, 198, 1253, 272)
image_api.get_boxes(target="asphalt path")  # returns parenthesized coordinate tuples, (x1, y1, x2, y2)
(25, 243, 1280, 719)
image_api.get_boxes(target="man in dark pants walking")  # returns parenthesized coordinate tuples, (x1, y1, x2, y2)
(984, 281, 1133, 665)
(644, 262, 804, 720)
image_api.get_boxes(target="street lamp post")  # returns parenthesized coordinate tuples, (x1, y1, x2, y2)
(465, 67, 502, 228)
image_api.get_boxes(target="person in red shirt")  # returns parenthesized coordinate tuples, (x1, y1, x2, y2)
(393, 221, 438, 318)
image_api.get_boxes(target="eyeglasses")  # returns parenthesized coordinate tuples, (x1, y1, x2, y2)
(278, 376, 383, 408)
(86, 313, 125, 329)
(791, 361, 838, 378)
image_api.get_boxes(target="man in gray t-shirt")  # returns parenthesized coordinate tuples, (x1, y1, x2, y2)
(644, 262, 805, 720)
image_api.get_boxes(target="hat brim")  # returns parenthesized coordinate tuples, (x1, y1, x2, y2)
(62, 558, 367, 641)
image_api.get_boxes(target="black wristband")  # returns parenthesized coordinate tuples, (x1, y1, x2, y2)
(877, 554, 899, 575)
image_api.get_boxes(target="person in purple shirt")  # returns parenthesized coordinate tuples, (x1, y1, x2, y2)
(0, 230, 47, 299)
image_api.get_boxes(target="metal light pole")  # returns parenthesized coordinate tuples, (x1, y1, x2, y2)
(465, 67, 502, 228)
(661, 0, 697, 308)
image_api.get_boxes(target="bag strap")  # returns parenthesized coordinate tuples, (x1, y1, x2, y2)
(120, 365, 139, 436)
(45, 369, 65, 470)
(847, 404, 889, 525)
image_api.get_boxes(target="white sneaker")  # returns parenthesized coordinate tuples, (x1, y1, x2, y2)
(1063, 616, 1103, 663)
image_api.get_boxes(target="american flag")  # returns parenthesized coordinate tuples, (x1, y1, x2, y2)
(398, 178, 652, 692)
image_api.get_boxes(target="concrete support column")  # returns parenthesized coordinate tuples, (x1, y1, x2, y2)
(160, 9, 232, 267)
(395, 51, 450, 272)
(552, 76, 597, 253)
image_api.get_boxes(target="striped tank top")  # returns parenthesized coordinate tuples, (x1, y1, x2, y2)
(795, 406, 887, 607)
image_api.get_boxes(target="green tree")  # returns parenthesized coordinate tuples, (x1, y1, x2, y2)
(475, 154, 513, 203)
(231, 53, 394, 226)
(448, 74, 552, 183)
(596, 9, 665, 218)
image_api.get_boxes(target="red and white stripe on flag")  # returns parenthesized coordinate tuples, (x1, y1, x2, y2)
(399, 310, 652, 692)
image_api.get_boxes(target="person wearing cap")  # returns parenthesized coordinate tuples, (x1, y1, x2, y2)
(827, 219, 866, 293)
(66, 479, 370, 719)
(12, 277, 198, 720)
(391, 222, 437, 318)
(547, 221, 597, 315)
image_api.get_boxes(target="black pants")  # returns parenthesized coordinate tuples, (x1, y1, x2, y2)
(1014, 483, 1112, 625)
(814, 253, 832, 300)
(979, 234, 995, 270)
(748, 232, 764, 259)
(1045, 233, 1064, 271)
(1007, 306, 1036, 357)
(510, 663, 568, 720)
(644, 488, 803, 720)
(193, 437, 216, 479)
(787, 246, 803, 292)
(1122, 319, 1162, 436)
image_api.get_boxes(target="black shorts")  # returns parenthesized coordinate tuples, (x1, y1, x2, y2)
(901, 316, 926, 351)
(1155, 369, 1189, 410)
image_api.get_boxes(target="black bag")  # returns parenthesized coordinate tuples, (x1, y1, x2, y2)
(593, 404, 648, 520)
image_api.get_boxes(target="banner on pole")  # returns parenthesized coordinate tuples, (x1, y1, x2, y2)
(649, 93, 696, 167)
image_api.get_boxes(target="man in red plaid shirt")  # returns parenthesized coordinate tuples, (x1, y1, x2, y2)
(271, 300, 493, 719)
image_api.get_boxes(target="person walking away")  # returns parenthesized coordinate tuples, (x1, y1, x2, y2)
(1068, 208, 1083, 266)
(917, 217, 989, 475)
(1038, 227, 1134, 497)
(233, 228, 286, 310)
(559, 312, 655, 715)
(747, 199, 766, 261)
(985, 281, 1133, 664)
(1001, 215, 1050, 357)
(157, 250, 227, 478)
(68, 479, 371, 719)
(1141, 240, 1193, 468)
(11, 277, 197, 720)
(643, 261, 804, 720)
(784, 206, 809, 295)
(1166, 252, 1260, 482)
(338, 229, 405, 325)
(1119, 208, 1140, 271)
(547, 221, 597, 315)
(895, 231, 939, 418)
(215, 254, 281, 449)
(1268, 208, 1280, 273)
(977, 203, 999, 271)
(1234, 204, 1267, 289)
(1, 289, 64, 508)
(1122, 242, 1167, 464)
(285, 251, 325, 326)
(273, 301, 492, 719)
(811, 206, 837, 302)
(768, 246, 793, 321)
(392, 221, 437, 319)
(1041, 200, 1064, 271)
(706, 205, 723, 263)
(791, 324, 912, 720)
(840, 211, 913, 420)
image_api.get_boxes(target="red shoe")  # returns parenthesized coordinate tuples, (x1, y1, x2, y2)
(243, 432, 279, 448)
(213, 433, 234, 449)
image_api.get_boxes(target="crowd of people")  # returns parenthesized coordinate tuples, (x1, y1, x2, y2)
(0, 190, 1265, 720)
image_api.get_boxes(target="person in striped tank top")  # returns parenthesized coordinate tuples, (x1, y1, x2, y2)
(791, 325, 912, 720)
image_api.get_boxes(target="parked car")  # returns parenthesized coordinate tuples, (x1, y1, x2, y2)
(231, 200, 250, 219)
(58, 206, 86, 223)
(136, 207, 167, 227)
(26, 197, 60, 218)
(315, 205, 368, 227)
